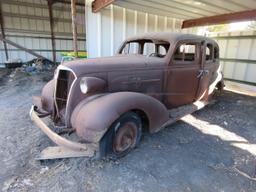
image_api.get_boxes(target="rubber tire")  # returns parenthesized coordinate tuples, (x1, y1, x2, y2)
(99, 112, 142, 159)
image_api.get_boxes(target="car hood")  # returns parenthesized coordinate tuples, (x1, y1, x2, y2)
(62, 55, 165, 77)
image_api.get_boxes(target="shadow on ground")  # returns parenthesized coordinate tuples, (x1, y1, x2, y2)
(0, 69, 255, 192)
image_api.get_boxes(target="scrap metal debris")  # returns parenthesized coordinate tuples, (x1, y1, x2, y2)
(7, 58, 55, 79)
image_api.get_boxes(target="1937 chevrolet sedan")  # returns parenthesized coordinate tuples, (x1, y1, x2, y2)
(30, 32, 224, 159)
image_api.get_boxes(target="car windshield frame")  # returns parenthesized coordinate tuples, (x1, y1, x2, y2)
(118, 39, 170, 58)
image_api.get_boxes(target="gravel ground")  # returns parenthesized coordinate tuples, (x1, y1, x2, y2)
(0, 68, 256, 192)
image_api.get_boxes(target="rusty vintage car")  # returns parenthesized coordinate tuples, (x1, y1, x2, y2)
(30, 32, 224, 159)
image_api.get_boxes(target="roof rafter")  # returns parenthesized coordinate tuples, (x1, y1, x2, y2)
(182, 9, 256, 28)
(92, 0, 116, 13)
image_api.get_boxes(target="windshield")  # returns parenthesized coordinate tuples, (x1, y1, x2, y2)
(120, 39, 170, 58)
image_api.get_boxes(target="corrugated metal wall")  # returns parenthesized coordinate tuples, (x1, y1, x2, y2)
(85, 0, 185, 58)
(1, 0, 188, 63)
(0, 0, 86, 64)
(208, 31, 256, 85)
(2, 0, 253, 87)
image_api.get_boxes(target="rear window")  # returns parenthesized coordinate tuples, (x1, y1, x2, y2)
(206, 44, 213, 61)
(214, 46, 219, 59)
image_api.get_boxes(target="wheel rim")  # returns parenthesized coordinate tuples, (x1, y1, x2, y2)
(113, 122, 138, 154)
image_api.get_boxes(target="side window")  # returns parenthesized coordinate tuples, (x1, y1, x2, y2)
(122, 42, 139, 54)
(143, 42, 155, 55)
(214, 46, 219, 60)
(174, 43, 196, 62)
(206, 44, 213, 61)
(158, 45, 167, 56)
(143, 42, 169, 57)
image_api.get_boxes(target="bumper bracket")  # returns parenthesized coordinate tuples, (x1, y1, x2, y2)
(30, 105, 97, 160)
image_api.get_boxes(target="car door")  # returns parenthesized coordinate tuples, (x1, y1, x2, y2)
(108, 41, 164, 100)
(140, 41, 167, 100)
(108, 68, 163, 95)
(195, 42, 218, 100)
(164, 40, 202, 108)
(108, 41, 142, 92)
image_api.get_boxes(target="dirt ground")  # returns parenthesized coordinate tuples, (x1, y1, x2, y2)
(0, 68, 256, 192)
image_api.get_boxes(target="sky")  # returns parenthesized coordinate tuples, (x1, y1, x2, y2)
(196, 21, 254, 35)
(229, 21, 252, 31)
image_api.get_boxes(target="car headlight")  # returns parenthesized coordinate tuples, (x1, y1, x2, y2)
(79, 77, 106, 94)
(80, 78, 88, 94)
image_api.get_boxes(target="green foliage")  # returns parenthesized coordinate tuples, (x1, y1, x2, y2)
(207, 24, 229, 32)
(247, 21, 256, 29)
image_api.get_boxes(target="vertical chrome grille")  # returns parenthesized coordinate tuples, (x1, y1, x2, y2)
(54, 69, 75, 124)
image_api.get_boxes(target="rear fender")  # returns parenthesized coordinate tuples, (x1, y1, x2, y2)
(71, 92, 169, 143)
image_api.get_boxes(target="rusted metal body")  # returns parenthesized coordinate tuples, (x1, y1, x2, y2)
(113, 121, 137, 154)
(30, 32, 224, 159)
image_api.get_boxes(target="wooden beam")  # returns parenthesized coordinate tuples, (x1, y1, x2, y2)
(0, 37, 48, 59)
(0, 2, 8, 60)
(48, 0, 56, 64)
(182, 9, 256, 28)
(54, 0, 85, 7)
(71, 0, 78, 58)
(92, 0, 115, 13)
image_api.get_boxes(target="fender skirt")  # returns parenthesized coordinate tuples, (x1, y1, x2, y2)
(71, 92, 169, 143)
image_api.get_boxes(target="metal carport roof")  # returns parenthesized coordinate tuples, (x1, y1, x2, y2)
(92, 0, 256, 28)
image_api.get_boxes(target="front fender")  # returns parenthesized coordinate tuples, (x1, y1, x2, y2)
(71, 92, 169, 143)
(35, 79, 55, 113)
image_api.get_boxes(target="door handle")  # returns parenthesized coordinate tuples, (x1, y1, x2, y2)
(197, 70, 204, 78)
(197, 70, 209, 78)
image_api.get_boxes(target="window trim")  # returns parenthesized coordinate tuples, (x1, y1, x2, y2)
(213, 46, 219, 61)
(122, 41, 141, 55)
(142, 42, 156, 56)
(171, 41, 200, 66)
(205, 43, 214, 63)
(119, 39, 170, 59)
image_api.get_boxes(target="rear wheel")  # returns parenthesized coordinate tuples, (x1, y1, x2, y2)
(99, 112, 142, 159)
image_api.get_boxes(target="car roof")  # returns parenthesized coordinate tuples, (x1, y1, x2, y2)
(125, 32, 217, 45)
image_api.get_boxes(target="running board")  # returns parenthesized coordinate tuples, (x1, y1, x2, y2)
(36, 146, 96, 160)
(164, 100, 215, 127)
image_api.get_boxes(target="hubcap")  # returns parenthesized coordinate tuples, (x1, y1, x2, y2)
(113, 122, 137, 154)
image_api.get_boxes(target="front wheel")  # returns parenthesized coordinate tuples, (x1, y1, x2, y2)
(99, 112, 142, 159)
